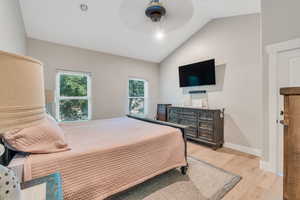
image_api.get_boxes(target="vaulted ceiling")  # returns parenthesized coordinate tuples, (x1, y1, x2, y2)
(19, 0, 260, 63)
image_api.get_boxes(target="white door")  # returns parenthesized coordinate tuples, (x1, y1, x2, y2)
(277, 48, 300, 175)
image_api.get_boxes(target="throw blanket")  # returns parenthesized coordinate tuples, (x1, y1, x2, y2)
(24, 117, 186, 200)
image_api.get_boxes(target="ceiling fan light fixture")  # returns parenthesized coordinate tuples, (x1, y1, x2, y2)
(155, 30, 165, 40)
(80, 4, 88, 12)
(145, 0, 166, 22)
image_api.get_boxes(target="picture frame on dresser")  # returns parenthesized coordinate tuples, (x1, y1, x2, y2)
(167, 106, 224, 150)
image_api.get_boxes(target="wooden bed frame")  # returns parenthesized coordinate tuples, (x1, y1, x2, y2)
(0, 115, 189, 174)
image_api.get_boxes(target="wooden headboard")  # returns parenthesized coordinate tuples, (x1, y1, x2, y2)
(0, 139, 16, 166)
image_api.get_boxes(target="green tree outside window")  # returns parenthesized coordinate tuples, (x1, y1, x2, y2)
(128, 79, 147, 116)
(57, 72, 91, 122)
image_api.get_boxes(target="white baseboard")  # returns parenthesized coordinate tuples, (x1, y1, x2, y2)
(224, 142, 262, 157)
(260, 160, 283, 176)
(260, 160, 275, 173)
(223, 143, 283, 175)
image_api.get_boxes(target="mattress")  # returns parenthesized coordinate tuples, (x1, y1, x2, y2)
(23, 117, 187, 200)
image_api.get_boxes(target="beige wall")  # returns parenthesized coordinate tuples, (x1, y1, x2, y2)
(262, 0, 300, 46)
(261, 0, 300, 161)
(159, 14, 262, 151)
(0, 0, 26, 55)
(27, 38, 160, 120)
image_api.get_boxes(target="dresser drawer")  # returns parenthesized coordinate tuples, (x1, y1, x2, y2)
(185, 128, 197, 138)
(199, 120, 214, 131)
(199, 111, 214, 121)
(170, 108, 182, 112)
(179, 118, 197, 129)
(169, 108, 181, 116)
(167, 107, 224, 150)
(180, 110, 198, 116)
(168, 117, 178, 124)
(198, 129, 214, 141)
(181, 110, 197, 119)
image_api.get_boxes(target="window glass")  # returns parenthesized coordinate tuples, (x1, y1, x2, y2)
(60, 74, 87, 97)
(59, 99, 89, 121)
(129, 80, 144, 97)
(56, 71, 91, 122)
(128, 79, 147, 116)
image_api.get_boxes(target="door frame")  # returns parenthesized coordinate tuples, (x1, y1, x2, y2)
(263, 38, 300, 174)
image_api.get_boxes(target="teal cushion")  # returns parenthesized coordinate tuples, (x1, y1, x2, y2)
(21, 173, 63, 200)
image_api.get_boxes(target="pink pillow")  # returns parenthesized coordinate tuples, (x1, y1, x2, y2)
(3, 115, 71, 154)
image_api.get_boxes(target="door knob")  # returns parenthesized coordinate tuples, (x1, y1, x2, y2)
(280, 119, 289, 127)
(280, 110, 284, 116)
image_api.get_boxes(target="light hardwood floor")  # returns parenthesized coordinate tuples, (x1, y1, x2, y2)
(187, 141, 283, 200)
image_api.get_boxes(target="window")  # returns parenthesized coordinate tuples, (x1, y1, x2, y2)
(56, 70, 91, 122)
(128, 78, 148, 116)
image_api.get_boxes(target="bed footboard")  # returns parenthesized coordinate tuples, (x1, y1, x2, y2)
(127, 115, 189, 175)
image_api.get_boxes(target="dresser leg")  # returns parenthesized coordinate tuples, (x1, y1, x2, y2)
(212, 144, 223, 150)
(181, 166, 188, 175)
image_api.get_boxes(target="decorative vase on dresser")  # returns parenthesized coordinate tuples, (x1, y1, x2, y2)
(167, 106, 224, 150)
(280, 87, 300, 200)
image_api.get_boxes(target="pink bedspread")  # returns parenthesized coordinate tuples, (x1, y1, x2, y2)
(24, 117, 186, 200)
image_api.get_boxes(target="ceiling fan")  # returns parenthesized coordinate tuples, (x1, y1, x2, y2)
(145, 0, 166, 22)
(119, 0, 194, 35)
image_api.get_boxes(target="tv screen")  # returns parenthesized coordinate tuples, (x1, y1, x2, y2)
(179, 59, 216, 87)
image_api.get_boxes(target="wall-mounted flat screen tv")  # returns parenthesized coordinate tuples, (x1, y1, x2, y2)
(179, 59, 216, 87)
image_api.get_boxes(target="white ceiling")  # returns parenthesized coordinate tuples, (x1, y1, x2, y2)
(19, 0, 260, 63)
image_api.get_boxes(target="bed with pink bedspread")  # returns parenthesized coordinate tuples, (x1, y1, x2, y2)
(23, 117, 187, 200)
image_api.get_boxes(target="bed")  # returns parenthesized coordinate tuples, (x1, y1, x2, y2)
(1, 115, 188, 200)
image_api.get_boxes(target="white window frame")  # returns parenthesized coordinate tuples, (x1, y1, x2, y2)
(128, 78, 148, 117)
(55, 70, 92, 122)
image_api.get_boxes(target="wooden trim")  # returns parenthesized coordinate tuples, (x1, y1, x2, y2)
(280, 87, 300, 95)
(266, 38, 300, 54)
(265, 38, 300, 174)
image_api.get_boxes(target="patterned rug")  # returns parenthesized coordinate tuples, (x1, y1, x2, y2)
(107, 157, 241, 200)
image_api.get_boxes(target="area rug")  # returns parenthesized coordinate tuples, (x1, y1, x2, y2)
(107, 157, 241, 200)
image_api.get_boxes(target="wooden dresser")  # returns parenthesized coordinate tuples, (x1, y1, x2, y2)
(167, 106, 224, 150)
(280, 87, 300, 200)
